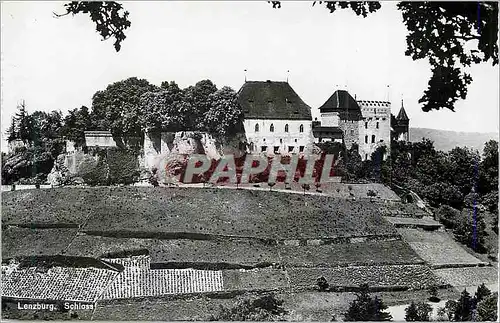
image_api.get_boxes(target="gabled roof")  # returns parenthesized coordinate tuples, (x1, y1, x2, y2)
(237, 81, 312, 120)
(319, 90, 362, 115)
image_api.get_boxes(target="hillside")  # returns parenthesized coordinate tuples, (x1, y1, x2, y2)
(410, 127, 498, 152)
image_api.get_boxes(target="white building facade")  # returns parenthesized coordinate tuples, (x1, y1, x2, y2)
(238, 81, 314, 156)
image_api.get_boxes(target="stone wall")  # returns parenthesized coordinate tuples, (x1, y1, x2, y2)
(358, 101, 391, 161)
(143, 131, 222, 172)
(338, 119, 359, 150)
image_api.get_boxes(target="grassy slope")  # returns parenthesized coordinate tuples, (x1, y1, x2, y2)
(2, 187, 397, 239)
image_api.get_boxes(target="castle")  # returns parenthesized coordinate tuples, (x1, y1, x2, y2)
(238, 81, 409, 161)
(78, 80, 410, 167)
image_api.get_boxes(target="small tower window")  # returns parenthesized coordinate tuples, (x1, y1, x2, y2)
(270, 124, 274, 132)
(372, 135, 376, 143)
(255, 124, 259, 132)
(365, 122, 368, 129)
(299, 124, 304, 133)
(365, 135, 368, 144)
(285, 124, 289, 132)
(376, 122, 379, 129)
(280, 138, 283, 144)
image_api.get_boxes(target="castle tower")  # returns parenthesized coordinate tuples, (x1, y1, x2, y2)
(392, 99, 410, 142)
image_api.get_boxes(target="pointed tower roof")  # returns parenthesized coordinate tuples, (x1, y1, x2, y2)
(397, 99, 409, 121)
(319, 90, 361, 114)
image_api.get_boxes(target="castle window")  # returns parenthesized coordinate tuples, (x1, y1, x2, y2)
(376, 122, 379, 129)
(255, 124, 259, 132)
(261, 146, 267, 152)
(285, 124, 289, 132)
(274, 146, 279, 154)
(294, 139, 297, 143)
(371, 135, 375, 143)
(365, 135, 368, 144)
(299, 124, 304, 133)
(249, 142, 255, 151)
(350, 130, 354, 135)
(270, 124, 274, 132)
(365, 122, 368, 129)
(365, 154, 368, 160)
(288, 146, 294, 152)
(382, 118, 386, 121)
(280, 138, 283, 144)
(299, 146, 305, 152)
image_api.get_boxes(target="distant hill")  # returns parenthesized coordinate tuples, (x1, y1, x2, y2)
(410, 128, 498, 152)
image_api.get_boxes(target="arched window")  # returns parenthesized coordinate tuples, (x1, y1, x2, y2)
(249, 142, 255, 152)
(285, 124, 289, 132)
(376, 122, 379, 129)
(365, 135, 368, 144)
(255, 124, 259, 132)
(371, 135, 376, 143)
(270, 124, 274, 132)
(299, 124, 304, 133)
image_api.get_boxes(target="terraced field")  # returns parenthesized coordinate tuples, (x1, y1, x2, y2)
(2, 186, 451, 320)
(3, 187, 396, 239)
(1, 261, 120, 302)
(397, 228, 487, 268)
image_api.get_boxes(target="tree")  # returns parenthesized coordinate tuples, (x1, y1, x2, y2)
(205, 86, 243, 138)
(140, 88, 186, 133)
(343, 284, 392, 321)
(477, 293, 498, 321)
(54, 2, 130, 51)
(182, 80, 218, 131)
(479, 140, 499, 194)
(61, 106, 94, 147)
(64, 1, 498, 113)
(404, 302, 433, 322)
(210, 293, 287, 321)
(475, 283, 492, 304)
(454, 289, 474, 321)
(91, 77, 158, 137)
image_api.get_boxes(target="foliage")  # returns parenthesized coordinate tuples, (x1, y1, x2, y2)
(316, 276, 329, 292)
(91, 77, 158, 136)
(106, 147, 140, 185)
(55, 1, 131, 51)
(477, 293, 498, 321)
(453, 208, 487, 253)
(343, 284, 392, 321)
(210, 293, 287, 321)
(182, 80, 218, 131)
(404, 301, 433, 321)
(205, 86, 244, 138)
(140, 84, 186, 133)
(475, 283, 492, 303)
(453, 289, 474, 321)
(60, 106, 93, 147)
(76, 155, 109, 186)
(435, 205, 487, 253)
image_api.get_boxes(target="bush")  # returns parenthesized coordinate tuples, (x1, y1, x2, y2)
(453, 209, 487, 253)
(76, 156, 108, 186)
(343, 284, 392, 321)
(106, 148, 140, 185)
(210, 293, 286, 321)
(316, 276, 329, 292)
(404, 301, 433, 321)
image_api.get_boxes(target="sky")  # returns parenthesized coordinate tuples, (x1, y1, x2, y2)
(1, 1, 499, 152)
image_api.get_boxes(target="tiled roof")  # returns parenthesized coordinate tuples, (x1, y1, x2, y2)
(319, 90, 362, 117)
(312, 126, 344, 139)
(237, 81, 312, 120)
